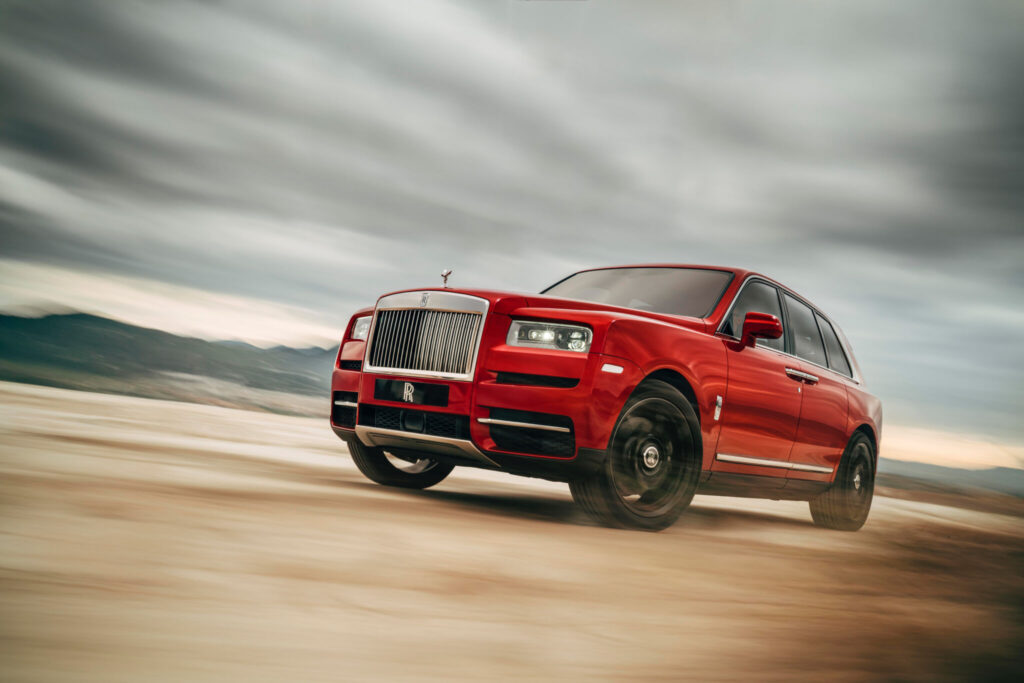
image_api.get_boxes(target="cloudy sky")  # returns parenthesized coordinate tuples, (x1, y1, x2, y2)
(1, 0, 1022, 446)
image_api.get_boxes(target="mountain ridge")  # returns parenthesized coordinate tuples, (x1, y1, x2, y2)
(0, 312, 336, 414)
(2, 312, 1021, 500)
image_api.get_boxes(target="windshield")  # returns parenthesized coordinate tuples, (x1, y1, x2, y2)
(541, 267, 734, 318)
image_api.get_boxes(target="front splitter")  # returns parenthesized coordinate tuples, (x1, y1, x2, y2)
(354, 425, 500, 468)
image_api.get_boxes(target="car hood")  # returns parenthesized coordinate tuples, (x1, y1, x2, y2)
(375, 287, 708, 333)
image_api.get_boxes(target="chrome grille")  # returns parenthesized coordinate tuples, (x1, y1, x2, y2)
(364, 292, 488, 380)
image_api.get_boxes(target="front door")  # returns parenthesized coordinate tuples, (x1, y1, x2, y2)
(713, 280, 802, 480)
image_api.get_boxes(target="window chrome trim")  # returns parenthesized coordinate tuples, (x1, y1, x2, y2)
(716, 453, 834, 474)
(716, 275, 862, 384)
(477, 417, 571, 434)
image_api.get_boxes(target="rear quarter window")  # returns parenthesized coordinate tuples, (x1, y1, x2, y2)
(815, 312, 854, 378)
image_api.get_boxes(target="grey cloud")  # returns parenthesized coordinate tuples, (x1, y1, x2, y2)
(1, 0, 1022, 441)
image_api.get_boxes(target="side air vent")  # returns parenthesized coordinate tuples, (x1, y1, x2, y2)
(495, 372, 579, 388)
(484, 407, 575, 459)
(331, 391, 358, 428)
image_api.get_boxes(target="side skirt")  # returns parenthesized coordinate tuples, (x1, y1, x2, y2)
(698, 472, 830, 501)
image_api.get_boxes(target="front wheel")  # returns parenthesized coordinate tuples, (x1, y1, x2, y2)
(348, 439, 454, 489)
(570, 380, 702, 531)
(809, 432, 875, 531)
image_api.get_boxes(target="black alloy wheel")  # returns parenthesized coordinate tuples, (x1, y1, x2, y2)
(809, 432, 875, 531)
(570, 379, 701, 531)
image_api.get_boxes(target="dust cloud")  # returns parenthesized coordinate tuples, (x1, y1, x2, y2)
(1, 382, 1021, 681)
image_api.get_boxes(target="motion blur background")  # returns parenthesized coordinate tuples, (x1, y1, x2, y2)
(2, 0, 1023, 461)
(2, 3, 1024, 681)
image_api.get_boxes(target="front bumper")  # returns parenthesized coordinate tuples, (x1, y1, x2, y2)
(329, 345, 641, 481)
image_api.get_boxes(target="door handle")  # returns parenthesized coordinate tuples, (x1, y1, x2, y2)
(785, 367, 819, 384)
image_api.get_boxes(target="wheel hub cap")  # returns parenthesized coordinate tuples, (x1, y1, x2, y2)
(642, 445, 661, 469)
(853, 472, 862, 490)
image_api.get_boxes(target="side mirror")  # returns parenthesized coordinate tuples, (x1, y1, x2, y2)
(741, 311, 783, 348)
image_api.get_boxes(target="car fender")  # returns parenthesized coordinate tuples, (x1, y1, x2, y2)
(603, 318, 728, 470)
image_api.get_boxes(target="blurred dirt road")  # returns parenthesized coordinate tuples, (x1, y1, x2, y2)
(1, 382, 1022, 681)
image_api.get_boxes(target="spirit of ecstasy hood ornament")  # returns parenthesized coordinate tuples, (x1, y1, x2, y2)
(441, 269, 452, 288)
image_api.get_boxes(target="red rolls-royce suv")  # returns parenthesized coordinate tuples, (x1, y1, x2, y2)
(330, 265, 881, 531)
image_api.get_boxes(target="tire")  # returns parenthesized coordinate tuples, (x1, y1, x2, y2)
(348, 439, 454, 489)
(570, 380, 702, 531)
(809, 432, 875, 531)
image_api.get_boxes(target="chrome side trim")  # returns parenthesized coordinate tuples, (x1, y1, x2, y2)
(716, 453, 834, 474)
(355, 425, 500, 467)
(790, 461, 835, 473)
(716, 453, 789, 469)
(477, 418, 571, 434)
(785, 367, 819, 383)
(333, 400, 359, 408)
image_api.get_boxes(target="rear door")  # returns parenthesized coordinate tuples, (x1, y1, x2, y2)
(713, 280, 802, 480)
(781, 294, 849, 481)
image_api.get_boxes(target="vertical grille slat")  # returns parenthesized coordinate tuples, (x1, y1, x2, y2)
(445, 312, 457, 373)
(465, 316, 480, 373)
(406, 310, 420, 369)
(401, 310, 415, 370)
(380, 311, 393, 368)
(397, 310, 409, 369)
(432, 312, 442, 373)
(441, 311, 454, 372)
(367, 302, 483, 379)
(427, 311, 440, 372)
(386, 310, 398, 368)
(455, 314, 469, 374)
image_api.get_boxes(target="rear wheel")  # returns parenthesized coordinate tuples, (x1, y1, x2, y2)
(570, 380, 702, 531)
(348, 439, 454, 489)
(809, 432, 875, 531)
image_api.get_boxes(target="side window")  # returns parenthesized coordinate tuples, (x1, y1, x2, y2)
(723, 281, 784, 351)
(783, 294, 827, 365)
(815, 312, 853, 378)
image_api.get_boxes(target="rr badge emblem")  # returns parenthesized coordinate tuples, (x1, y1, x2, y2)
(402, 382, 415, 403)
(419, 292, 430, 307)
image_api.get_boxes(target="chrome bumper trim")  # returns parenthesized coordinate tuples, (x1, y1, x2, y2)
(716, 453, 834, 474)
(354, 425, 499, 467)
(476, 417, 571, 434)
(333, 400, 358, 408)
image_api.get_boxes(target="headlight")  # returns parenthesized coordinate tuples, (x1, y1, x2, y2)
(507, 321, 592, 353)
(350, 315, 372, 341)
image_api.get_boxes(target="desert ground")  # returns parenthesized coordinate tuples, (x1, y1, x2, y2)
(1, 381, 1022, 681)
